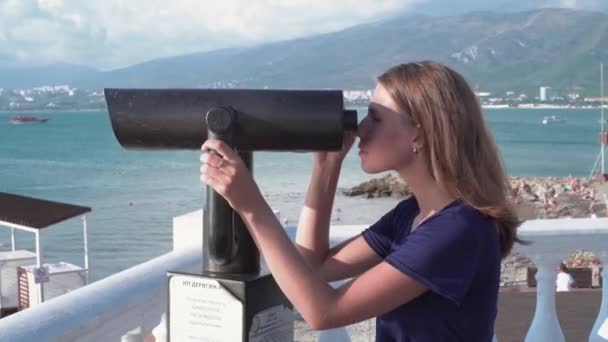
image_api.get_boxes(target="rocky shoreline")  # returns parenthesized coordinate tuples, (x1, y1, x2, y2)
(343, 174, 608, 219)
(342, 174, 607, 287)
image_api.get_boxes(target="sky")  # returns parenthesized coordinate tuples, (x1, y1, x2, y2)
(0, 0, 604, 70)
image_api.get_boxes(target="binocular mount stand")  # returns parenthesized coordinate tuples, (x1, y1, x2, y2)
(168, 107, 293, 342)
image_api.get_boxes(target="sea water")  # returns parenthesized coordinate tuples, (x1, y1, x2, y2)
(0, 108, 601, 280)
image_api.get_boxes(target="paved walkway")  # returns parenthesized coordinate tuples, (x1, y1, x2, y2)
(496, 289, 602, 342)
(294, 288, 603, 341)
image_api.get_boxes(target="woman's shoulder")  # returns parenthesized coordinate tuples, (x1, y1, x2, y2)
(426, 200, 496, 235)
(416, 201, 500, 260)
(394, 196, 417, 211)
(374, 196, 418, 228)
(389, 196, 419, 219)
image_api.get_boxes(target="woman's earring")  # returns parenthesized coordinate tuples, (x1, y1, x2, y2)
(413, 147, 418, 154)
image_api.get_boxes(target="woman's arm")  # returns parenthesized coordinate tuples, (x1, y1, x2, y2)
(242, 197, 426, 330)
(316, 235, 382, 282)
(295, 159, 381, 281)
(200, 139, 427, 330)
(295, 132, 380, 281)
(294, 160, 340, 270)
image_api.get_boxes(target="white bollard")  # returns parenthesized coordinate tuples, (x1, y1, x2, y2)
(524, 254, 565, 342)
(589, 250, 608, 342)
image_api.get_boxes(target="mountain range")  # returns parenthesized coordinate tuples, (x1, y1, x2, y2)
(414, 0, 608, 16)
(2, 8, 608, 96)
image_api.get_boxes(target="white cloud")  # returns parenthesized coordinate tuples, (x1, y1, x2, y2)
(559, 0, 578, 7)
(0, 0, 413, 69)
(551, 0, 604, 9)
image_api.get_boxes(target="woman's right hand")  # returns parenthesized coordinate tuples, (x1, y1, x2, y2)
(313, 131, 356, 167)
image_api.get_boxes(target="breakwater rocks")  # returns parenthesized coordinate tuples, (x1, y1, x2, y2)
(342, 174, 608, 220)
(342, 174, 412, 198)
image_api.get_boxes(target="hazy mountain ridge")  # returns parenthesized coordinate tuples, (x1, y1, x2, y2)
(2, 8, 608, 97)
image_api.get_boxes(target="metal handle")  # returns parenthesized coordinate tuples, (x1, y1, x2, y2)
(205, 107, 236, 266)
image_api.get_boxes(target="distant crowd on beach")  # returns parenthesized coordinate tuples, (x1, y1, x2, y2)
(343, 174, 608, 220)
(511, 177, 594, 207)
(508, 176, 608, 219)
(343, 174, 607, 288)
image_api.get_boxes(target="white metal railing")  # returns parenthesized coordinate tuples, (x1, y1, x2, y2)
(512, 217, 608, 342)
(0, 244, 201, 341)
(0, 211, 607, 341)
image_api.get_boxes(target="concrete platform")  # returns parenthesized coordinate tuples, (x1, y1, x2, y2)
(293, 289, 603, 341)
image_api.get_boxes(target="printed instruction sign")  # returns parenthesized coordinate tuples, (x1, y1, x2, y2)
(169, 275, 243, 342)
(33, 266, 50, 284)
(249, 305, 294, 342)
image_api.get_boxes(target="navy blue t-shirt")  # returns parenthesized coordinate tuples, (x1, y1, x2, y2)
(361, 197, 501, 342)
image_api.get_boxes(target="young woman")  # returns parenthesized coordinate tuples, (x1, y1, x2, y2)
(200, 61, 522, 341)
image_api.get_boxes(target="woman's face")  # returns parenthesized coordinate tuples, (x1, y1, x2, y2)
(357, 83, 419, 174)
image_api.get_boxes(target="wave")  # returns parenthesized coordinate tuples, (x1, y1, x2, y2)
(0, 157, 133, 171)
(498, 139, 593, 146)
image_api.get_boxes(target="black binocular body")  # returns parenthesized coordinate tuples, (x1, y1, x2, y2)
(105, 88, 357, 275)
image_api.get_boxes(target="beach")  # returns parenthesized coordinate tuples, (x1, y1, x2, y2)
(342, 173, 608, 219)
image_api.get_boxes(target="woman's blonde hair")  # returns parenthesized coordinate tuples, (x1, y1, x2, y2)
(378, 61, 523, 258)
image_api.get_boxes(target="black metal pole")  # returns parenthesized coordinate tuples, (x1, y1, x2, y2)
(203, 107, 259, 275)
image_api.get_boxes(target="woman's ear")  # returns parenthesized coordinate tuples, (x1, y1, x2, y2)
(411, 124, 424, 149)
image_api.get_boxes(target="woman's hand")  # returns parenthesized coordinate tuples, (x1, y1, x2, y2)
(200, 139, 264, 214)
(313, 131, 356, 167)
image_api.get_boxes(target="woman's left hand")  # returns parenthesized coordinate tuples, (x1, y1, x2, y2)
(200, 139, 263, 214)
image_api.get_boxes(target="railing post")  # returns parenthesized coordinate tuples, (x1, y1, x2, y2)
(590, 250, 608, 341)
(525, 253, 565, 342)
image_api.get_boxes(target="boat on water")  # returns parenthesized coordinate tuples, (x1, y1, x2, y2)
(541, 115, 566, 125)
(8, 115, 49, 124)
